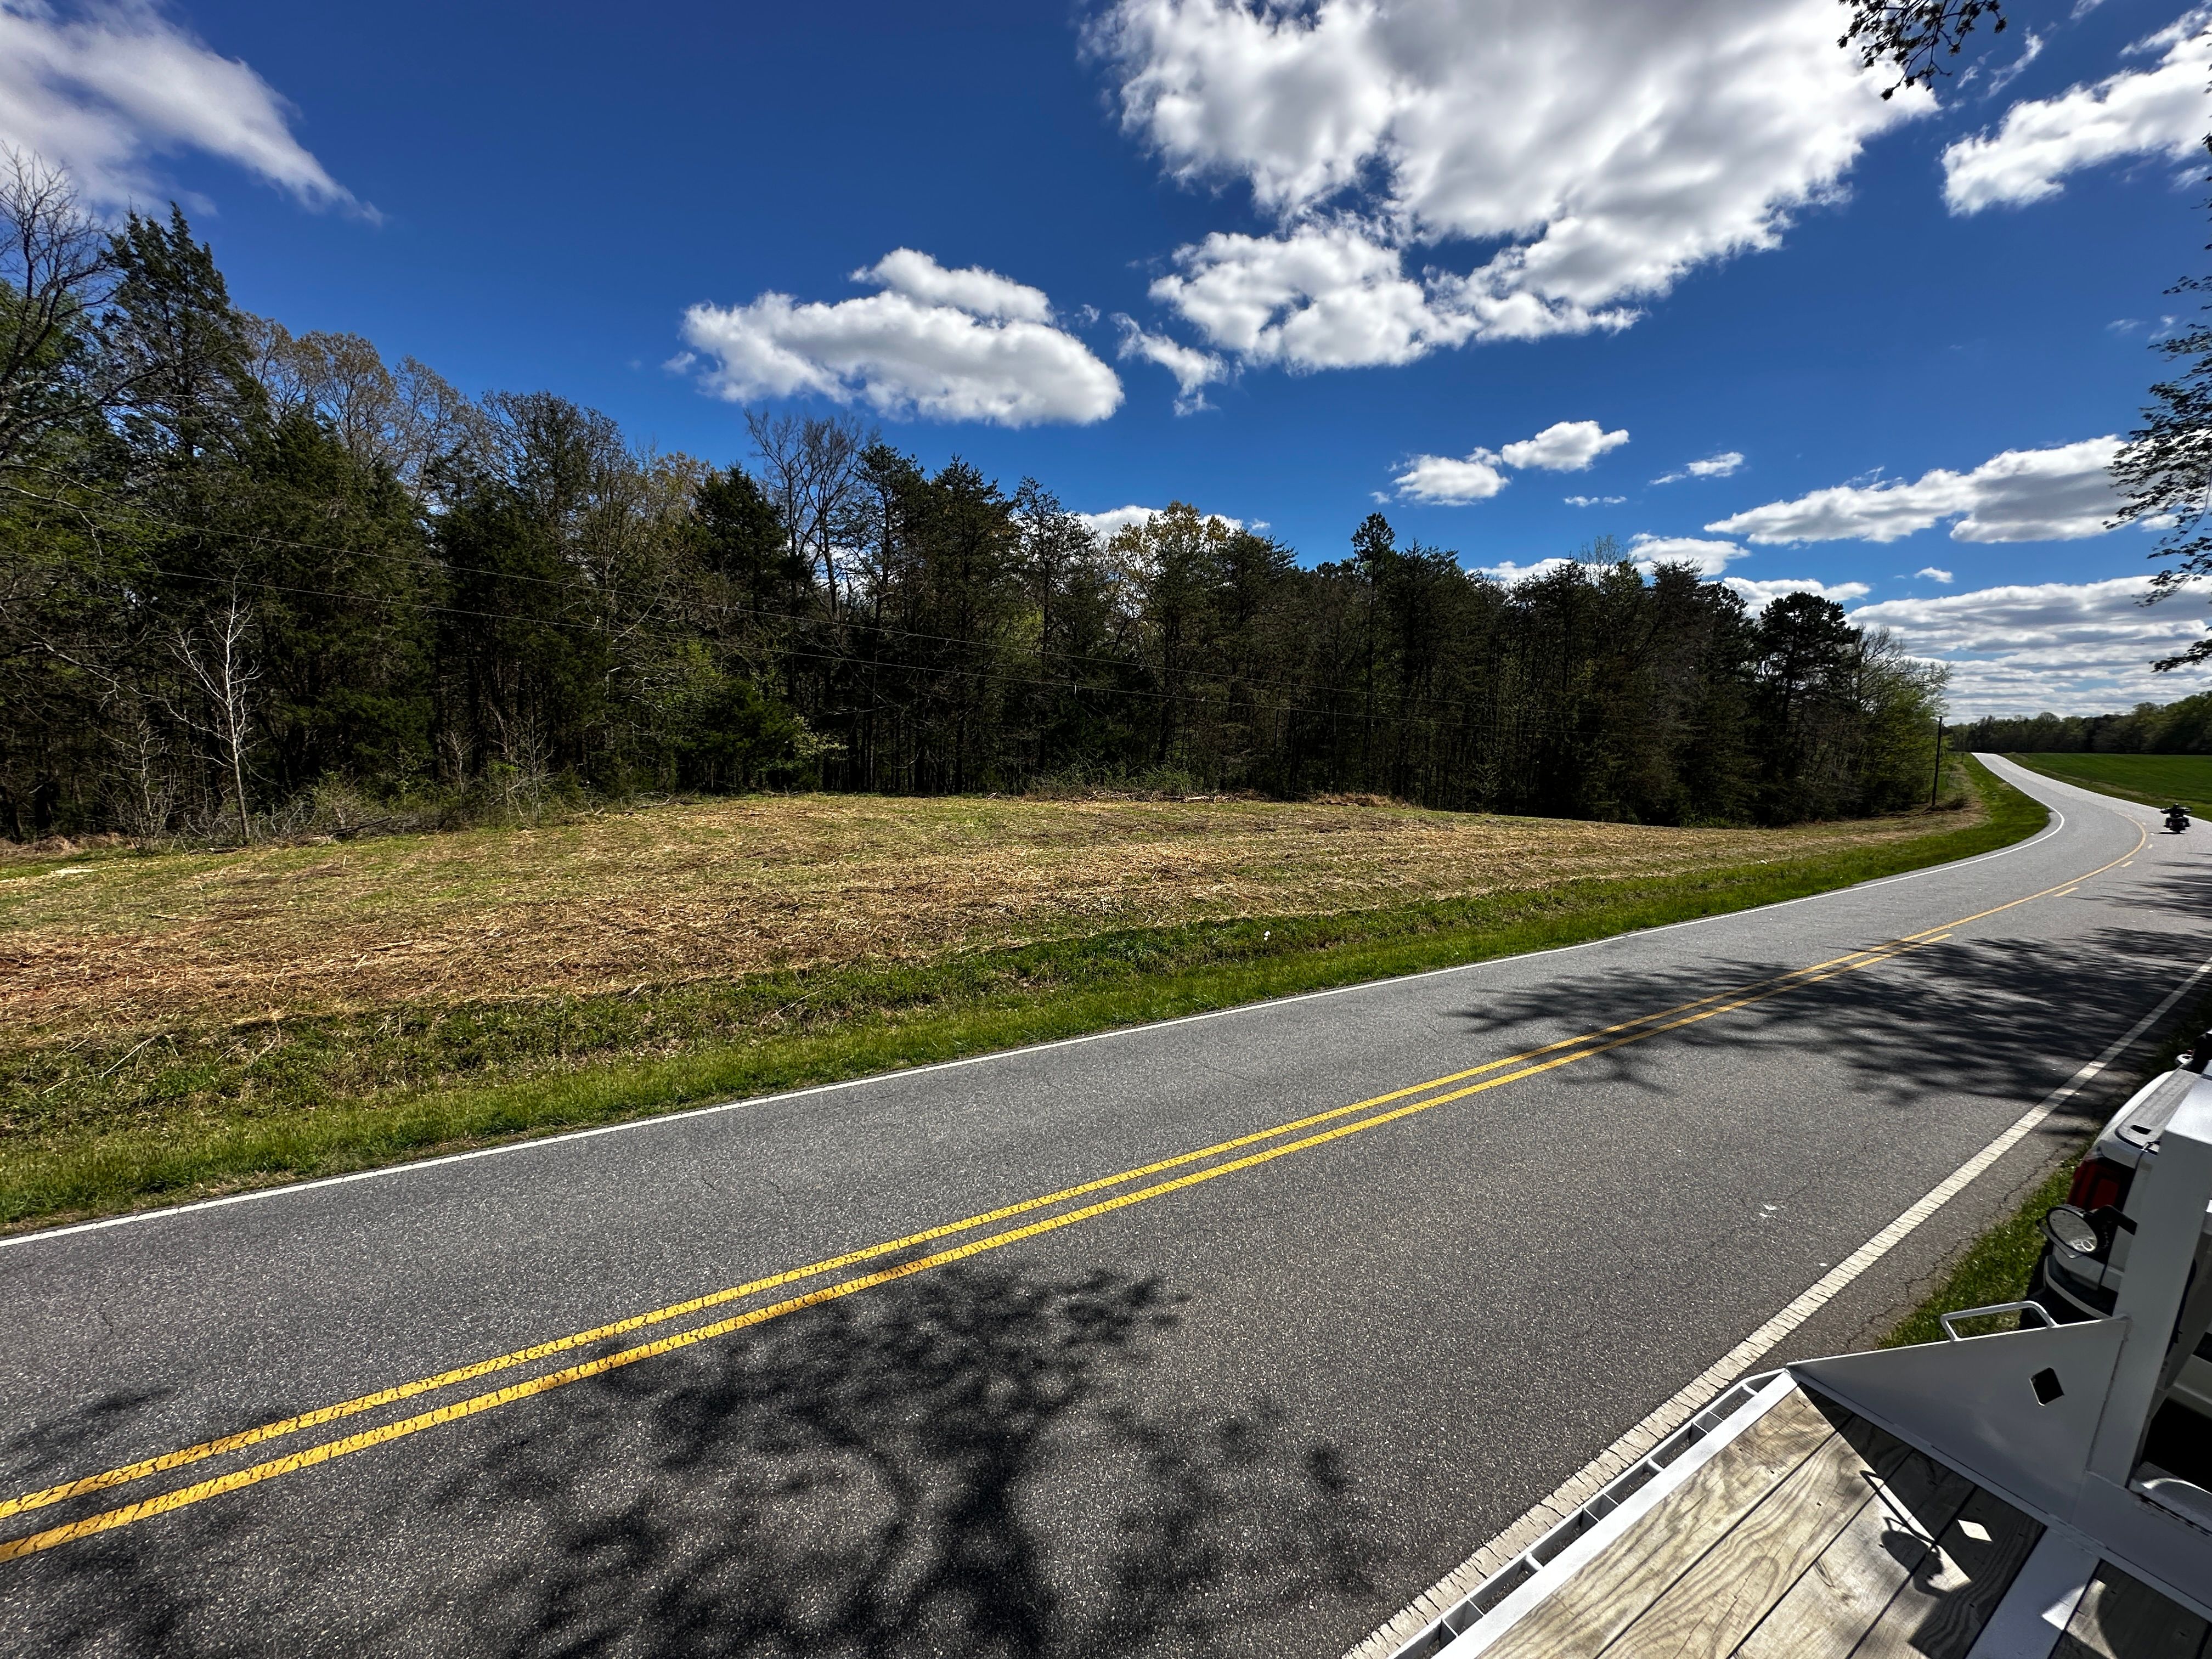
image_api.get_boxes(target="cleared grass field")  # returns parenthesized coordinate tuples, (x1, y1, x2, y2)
(2005, 751, 2212, 816)
(0, 764, 2042, 1229)
(1, 793, 2012, 1037)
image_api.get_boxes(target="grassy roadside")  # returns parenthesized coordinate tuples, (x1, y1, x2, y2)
(1883, 980, 2212, 1347)
(2005, 751, 2212, 817)
(1883, 1160, 2079, 1347)
(1, 759, 2046, 1232)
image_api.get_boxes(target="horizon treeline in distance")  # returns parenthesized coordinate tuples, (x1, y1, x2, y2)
(1956, 690, 2212, 755)
(1, 187, 1954, 845)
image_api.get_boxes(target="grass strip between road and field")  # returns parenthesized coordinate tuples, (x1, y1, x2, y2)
(1883, 1159, 2080, 1348)
(2, 759, 2047, 1233)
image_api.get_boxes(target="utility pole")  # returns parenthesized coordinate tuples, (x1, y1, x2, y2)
(1930, 718, 1945, 807)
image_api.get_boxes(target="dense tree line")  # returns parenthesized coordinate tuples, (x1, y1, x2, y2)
(0, 168, 1947, 842)
(1956, 689, 2212, 755)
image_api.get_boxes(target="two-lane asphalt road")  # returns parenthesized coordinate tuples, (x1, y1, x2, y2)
(3, 757, 2208, 1658)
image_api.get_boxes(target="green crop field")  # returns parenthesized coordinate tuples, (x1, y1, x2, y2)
(2004, 752, 2212, 815)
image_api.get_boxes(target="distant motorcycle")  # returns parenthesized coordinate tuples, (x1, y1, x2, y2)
(2167, 804, 2192, 834)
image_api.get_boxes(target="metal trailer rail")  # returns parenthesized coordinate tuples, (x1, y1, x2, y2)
(1381, 1370, 1795, 1659)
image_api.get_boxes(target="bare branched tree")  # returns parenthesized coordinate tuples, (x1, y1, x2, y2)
(487, 704, 552, 808)
(169, 587, 261, 844)
(22, 626, 182, 837)
(105, 692, 180, 838)
(745, 408, 872, 616)
(0, 148, 114, 471)
(245, 316, 481, 493)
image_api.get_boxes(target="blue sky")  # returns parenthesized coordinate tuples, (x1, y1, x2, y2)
(4, 0, 2210, 714)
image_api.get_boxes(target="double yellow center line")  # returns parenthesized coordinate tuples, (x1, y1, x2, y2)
(0, 822, 2139, 1562)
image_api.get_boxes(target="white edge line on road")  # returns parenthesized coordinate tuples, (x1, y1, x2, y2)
(0, 772, 2076, 1251)
(1344, 935, 2212, 1659)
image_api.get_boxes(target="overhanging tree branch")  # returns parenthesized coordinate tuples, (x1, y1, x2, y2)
(1837, 1, 2007, 98)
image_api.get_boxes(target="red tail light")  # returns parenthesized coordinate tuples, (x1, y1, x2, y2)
(2068, 1156, 2133, 1214)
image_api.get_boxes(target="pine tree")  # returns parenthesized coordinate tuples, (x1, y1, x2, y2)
(103, 206, 264, 466)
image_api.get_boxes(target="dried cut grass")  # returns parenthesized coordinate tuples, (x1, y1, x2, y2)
(0, 793, 1969, 1039)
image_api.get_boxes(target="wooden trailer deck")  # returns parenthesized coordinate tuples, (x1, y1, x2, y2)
(1376, 1076, 2212, 1659)
(1415, 1380, 2206, 1659)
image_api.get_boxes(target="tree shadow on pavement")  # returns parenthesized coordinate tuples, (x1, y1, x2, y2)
(429, 1262, 1373, 1659)
(2090, 861, 2212, 921)
(0, 1468, 257, 1658)
(0, 1266, 1374, 1658)
(1438, 895, 2212, 1131)
(0, 1382, 175, 1498)
(31, 873, 2205, 1656)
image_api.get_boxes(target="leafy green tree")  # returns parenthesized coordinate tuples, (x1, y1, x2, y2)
(1011, 479, 1140, 778)
(216, 411, 435, 793)
(1752, 591, 1859, 819)
(693, 463, 804, 619)
(0, 199, 1974, 839)
(2115, 261, 2212, 668)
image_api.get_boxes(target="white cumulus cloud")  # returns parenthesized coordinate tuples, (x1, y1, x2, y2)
(1501, 420, 1629, 472)
(0, 0, 353, 208)
(1726, 576, 1873, 608)
(1706, 438, 2123, 544)
(1395, 449, 1510, 505)
(1073, 504, 1244, 541)
(1113, 316, 1227, 413)
(1397, 417, 1628, 504)
(1628, 533, 1750, 575)
(1566, 494, 1626, 506)
(1656, 450, 1746, 483)
(680, 250, 1122, 427)
(1474, 557, 1579, 583)
(1916, 566, 1955, 582)
(1943, 7, 2212, 213)
(1474, 537, 1750, 583)
(1148, 222, 1527, 370)
(1850, 578, 2212, 714)
(864, 247, 1052, 321)
(1094, 0, 1921, 371)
